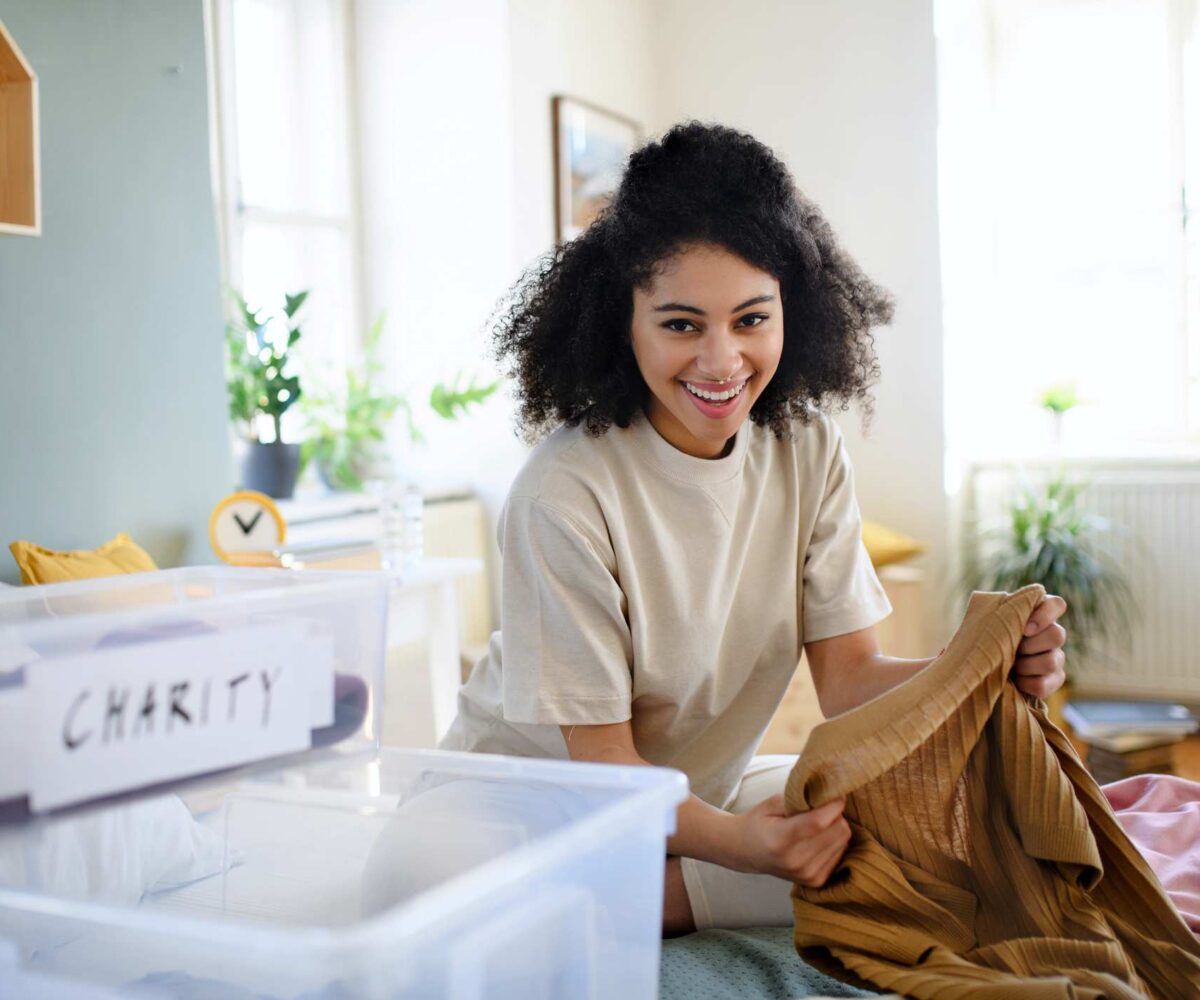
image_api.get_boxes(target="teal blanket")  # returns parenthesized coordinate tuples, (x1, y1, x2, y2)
(659, 927, 880, 1000)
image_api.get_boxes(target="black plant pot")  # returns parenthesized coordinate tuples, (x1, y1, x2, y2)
(241, 441, 301, 499)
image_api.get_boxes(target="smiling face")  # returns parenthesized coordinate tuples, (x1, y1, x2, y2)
(630, 243, 784, 459)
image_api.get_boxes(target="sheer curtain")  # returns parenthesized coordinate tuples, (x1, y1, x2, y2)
(937, 0, 1199, 486)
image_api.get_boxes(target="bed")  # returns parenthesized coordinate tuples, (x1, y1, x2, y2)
(659, 928, 884, 999)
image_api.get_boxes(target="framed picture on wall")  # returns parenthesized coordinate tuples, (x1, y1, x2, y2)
(552, 96, 641, 243)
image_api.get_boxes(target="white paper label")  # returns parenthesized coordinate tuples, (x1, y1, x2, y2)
(27, 622, 326, 812)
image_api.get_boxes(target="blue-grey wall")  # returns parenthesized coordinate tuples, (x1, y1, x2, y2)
(0, 0, 230, 583)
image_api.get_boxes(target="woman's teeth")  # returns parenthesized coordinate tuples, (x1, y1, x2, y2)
(683, 380, 748, 402)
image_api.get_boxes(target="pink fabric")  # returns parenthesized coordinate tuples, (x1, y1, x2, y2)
(1102, 774, 1200, 936)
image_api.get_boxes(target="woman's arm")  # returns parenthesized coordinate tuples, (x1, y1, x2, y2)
(805, 626, 934, 719)
(806, 594, 1071, 718)
(560, 721, 739, 864)
(560, 721, 850, 884)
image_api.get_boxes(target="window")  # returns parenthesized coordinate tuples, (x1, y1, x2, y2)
(209, 0, 361, 440)
(937, 0, 1200, 476)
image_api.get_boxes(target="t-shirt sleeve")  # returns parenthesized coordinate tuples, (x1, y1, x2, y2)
(498, 495, 634, 726)
(802, 422, 894, 643)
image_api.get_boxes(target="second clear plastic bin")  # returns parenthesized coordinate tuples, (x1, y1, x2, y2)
(0, 747, 688, 999)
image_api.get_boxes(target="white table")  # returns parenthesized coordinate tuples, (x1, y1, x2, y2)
(288, 550, 482, 748)
(377, 557, 483, 748)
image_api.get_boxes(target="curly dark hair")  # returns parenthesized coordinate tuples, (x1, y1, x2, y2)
(491, 121, 895, 443)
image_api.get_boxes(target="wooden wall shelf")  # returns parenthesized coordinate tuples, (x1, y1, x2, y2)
(0, 18, 40, 236)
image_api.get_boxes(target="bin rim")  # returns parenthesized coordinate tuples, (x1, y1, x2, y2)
(0, 565, 389, 648)
(0, 749, 689, 956)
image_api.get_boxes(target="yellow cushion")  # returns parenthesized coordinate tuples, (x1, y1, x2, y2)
(9, 533, 158, 585)
(862, 519, 923, 569)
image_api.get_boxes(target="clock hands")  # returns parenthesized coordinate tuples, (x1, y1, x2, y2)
(232, 509, 264, 536)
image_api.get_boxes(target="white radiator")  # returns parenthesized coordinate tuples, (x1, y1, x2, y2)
(961, 461, 1200, 703)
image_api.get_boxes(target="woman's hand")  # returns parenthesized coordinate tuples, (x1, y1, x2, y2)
(726, 793, 851, 886)
(1013, 594, 1068, 699)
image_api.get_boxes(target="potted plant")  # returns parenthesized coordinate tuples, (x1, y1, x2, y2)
(300, 314, 409, 491)
(224, 289, 307, 498)
(959, 468, 1137, 720)
(300, 313, 502, 492)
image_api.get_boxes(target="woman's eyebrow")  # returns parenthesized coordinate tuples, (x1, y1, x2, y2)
(653, 294, 776, 316)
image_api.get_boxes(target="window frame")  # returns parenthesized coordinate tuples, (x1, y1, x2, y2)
(205, 0, 367, 361)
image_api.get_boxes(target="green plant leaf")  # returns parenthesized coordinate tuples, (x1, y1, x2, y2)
(222, 286, 308, 441)
(430, 374, 502, 420)
(227, 287, 261, 333)
(284, 290, 309, 320)
(365, 311, 386, 352)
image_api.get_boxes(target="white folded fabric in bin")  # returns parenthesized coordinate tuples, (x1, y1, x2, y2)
(0, 795, 238, 906)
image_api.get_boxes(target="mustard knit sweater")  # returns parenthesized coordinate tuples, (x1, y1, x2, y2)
(784, 584, 1200, 998)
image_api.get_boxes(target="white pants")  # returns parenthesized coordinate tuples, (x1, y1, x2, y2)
(679, 754, 798, 930)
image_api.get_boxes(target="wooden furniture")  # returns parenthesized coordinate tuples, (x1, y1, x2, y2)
(0, 18, 39, 236)
(758, 564, 928, 755)
(1178, 736, 1200, 781)
(1067, 729, 1200, 783)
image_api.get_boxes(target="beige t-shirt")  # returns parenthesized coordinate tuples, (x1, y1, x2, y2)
(438, 407, 892, 808)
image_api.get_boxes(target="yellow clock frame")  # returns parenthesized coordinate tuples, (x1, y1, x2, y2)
(208, 490, 287, 567)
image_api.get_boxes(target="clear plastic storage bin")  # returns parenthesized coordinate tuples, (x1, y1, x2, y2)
(0, 747, 688, 999)
(0, 567, 390, 817)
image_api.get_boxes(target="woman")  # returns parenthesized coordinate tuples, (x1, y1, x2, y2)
(434, 121, 1068, 934)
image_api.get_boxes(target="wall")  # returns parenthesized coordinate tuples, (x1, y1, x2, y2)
(0, 0, 230, 584)
(651, 0, 950, 646)
(353, 0, 521, 492)
(355, 1, 947, 641)
(507, 0, 659, 270)
(354, 0, 659, 619)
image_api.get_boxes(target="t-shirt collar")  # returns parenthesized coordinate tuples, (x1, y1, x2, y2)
(628, 408, 751, 484)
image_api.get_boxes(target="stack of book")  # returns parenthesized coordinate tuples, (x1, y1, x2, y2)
(1062, 700, 1199, 784)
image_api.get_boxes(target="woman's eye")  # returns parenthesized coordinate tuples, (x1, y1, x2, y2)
(662, 319, 698, 333)
(738, 313, 769, 328)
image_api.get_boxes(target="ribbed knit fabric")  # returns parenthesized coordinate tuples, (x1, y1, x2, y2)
(783, 584, 1200, 998)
